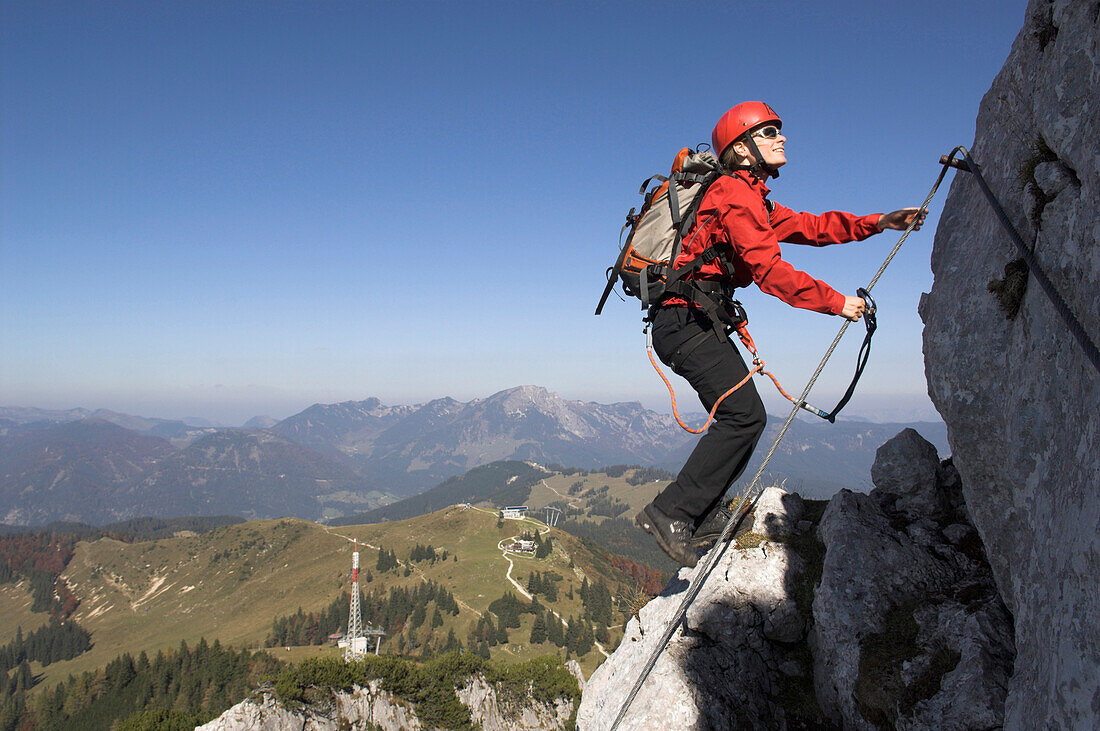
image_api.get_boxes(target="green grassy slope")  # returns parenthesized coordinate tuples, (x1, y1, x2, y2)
(525, 470, 666, 518)
(27, 507, 635, 687)
(0, 582, 51, 643)
(524, 468, 679, 575)
(330, 461, 546, 525)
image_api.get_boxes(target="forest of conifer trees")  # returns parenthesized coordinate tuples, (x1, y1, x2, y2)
(0, 621, 92, 674)
(0, 639, 282, 731)
(265, 580, 460, 650)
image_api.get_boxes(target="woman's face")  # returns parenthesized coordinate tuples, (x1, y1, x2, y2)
(749, 125, 787, 170)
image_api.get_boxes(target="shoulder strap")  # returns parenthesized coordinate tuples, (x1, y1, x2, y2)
(666, 172, 724, 277)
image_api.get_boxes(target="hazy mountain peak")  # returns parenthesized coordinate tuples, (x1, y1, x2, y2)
(241, 415, 278, 429)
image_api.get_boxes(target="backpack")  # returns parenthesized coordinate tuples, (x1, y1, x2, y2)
(595, 147, 727, 316)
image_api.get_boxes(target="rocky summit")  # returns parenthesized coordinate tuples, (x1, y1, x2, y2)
(200, 672, 578, 731)
(579, 432, 1015, 729)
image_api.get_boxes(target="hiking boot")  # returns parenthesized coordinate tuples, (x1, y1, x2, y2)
(635, 503, 698, 568)
(691, 502, 754, 549)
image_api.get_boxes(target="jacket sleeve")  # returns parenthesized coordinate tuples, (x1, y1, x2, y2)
(718, 188, 847, 315)
(769, 203, 882, 245)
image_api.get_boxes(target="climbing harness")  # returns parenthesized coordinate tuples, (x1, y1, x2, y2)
(610, 146, 1100, 728)
(648, 284, 879, 433)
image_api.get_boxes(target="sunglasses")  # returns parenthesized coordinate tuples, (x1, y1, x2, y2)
(750, 125, 781, 140)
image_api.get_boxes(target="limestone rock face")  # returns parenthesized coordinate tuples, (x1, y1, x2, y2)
(752, 485, 806, 540)
(578, 458, 1014, 729)
(578, 488, 819, 730)
(199, 677, 571, 731)
(919, 0, 1100, 726)
(196, 692, 316, 731)
(870, 428, 949, 521)
(564, 659, 586, 691)
(813, 438, 1014, 730)
(196, 683, 422, 731)
(457, 675, 574, 731)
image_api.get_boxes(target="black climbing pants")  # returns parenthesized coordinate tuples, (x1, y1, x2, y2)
(649, 305, 767, 526)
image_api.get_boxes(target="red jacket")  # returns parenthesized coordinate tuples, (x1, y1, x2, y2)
(667, 170, 881, 315)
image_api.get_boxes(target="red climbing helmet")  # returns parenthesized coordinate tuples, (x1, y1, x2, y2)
(711, 102, 782, 158)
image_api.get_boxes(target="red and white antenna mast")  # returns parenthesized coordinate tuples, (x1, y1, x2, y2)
(352, 539, 359, 583)
(338, 538, 383, 661)
(344, 539, 366, 661)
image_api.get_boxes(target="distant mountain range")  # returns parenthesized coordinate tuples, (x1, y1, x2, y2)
(0, 420, 389, 525)
(0, 407, 220, 446)
(0, 387, 948, 525)
(270, 386, 698, 497)
(330, 460, 550, 526)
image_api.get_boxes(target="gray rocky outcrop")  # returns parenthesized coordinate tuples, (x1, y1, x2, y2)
(200, 675, 572, 731)
(813, 430, 1014, 730)
(564, 659, 586, 691)
(752, 485, 805, 540)
(579, 448, 1014, 730)
(869, 427, 954, 522)
(578, 486, 821, 730)
(919, 0, 1100, 726)
(197, 691, 321, 731)
(457, 675, 574, 730)
(196, 682, 423, 731)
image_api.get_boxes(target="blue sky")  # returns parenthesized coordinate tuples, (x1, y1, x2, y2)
(2, 0, 1028, 425)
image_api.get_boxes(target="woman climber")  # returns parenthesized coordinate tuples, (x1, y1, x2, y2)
(635, 101, 925, 567)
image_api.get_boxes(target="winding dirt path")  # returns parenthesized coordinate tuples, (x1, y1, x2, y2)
(538, 478, 585, 509)
(486, 510, 609, 658)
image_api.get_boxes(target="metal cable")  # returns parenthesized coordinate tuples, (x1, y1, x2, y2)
(950, 146, 1100, 376)
(606, 157, 953, 731)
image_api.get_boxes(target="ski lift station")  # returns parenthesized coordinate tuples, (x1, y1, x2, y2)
(500, 505, 528, 520)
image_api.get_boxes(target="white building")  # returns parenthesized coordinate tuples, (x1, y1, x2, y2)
(507, 540, 537, 553)
(501, 505, 529, 520)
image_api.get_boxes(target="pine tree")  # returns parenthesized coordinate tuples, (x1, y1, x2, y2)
(529, 613, 548, 644)
(564, 616, 579, 652)
(576, 621, 595, 656)
(548, 613, 565, 647)
(410, 603, 426, 630)
(376, 548, 398, 572)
